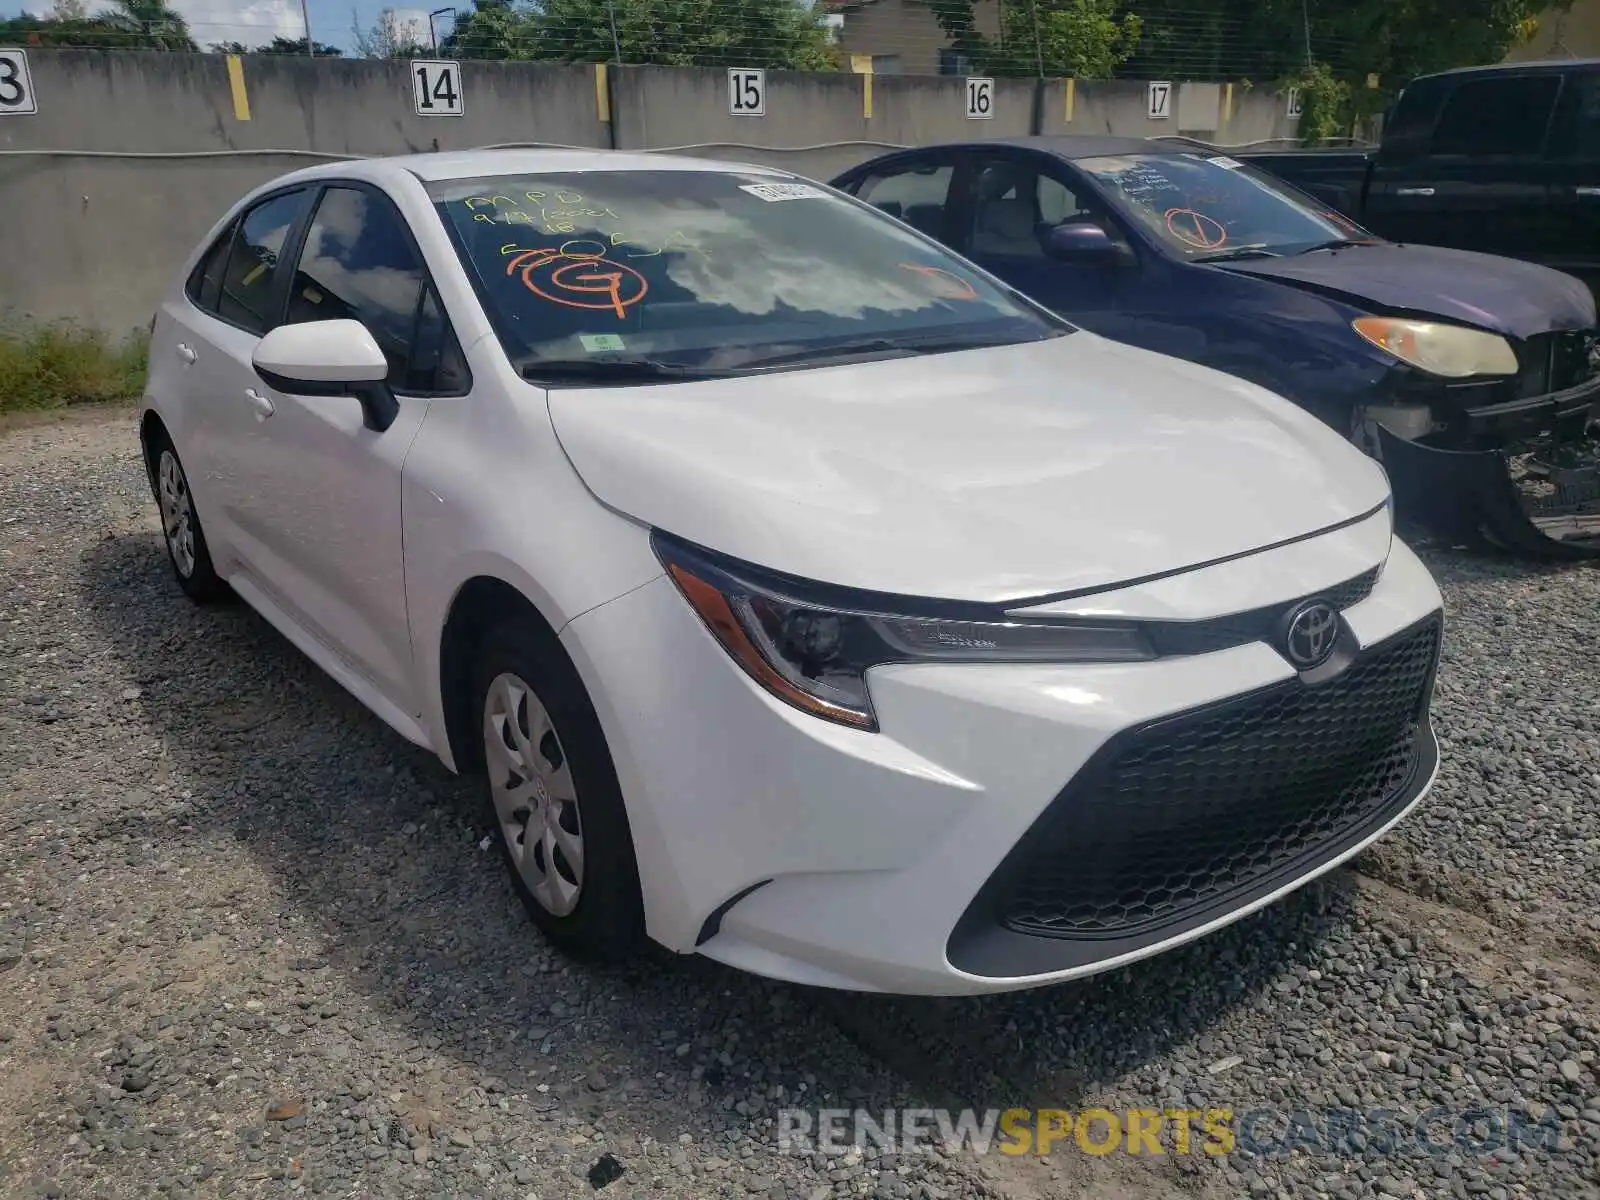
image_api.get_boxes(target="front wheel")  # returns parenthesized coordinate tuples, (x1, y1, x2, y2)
(473, 622, 646, 963)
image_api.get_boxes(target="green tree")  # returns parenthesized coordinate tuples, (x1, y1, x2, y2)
(441, 0, 531, 59)
(0, 0, 196, 49)
(927, 0, 1138, 78)
(986, 0, 1141, 78)
(351, 6, 432, 57)
(254, 35, 345, 56)
(1119, 0, 1558, 86)
(440, 0, 837, 68)
(213, 36, 343, 55)
(101, 0, 198, 50)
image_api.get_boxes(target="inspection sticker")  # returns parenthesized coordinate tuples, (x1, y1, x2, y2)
(740, 182, 828, 202)
(579, 333, 627, 352)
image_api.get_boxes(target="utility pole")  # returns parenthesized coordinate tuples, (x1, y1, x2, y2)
(607, 0, 623, 64)
(428, 6, 456, 51)
(301, 0, 313, 55)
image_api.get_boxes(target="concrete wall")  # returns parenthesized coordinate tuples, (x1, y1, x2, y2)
(0, 50, 1299, 335)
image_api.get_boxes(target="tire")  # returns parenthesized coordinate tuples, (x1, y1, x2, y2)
(472, 620, 646, 963)
(148, 434, 229, 604)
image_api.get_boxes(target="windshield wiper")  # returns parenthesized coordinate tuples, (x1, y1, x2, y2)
(1191, 245, 1281, 262)
(519, 358, 740, 384)
(735, 331, 1039, 371)
(1297, 238, 1381, 254)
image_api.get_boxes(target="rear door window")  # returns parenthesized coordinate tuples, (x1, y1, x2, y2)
(215, 189, 313, 335)
(1428, 75, 1562, 157)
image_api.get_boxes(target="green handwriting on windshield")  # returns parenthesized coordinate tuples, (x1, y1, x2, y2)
(460, 191, 703, 260)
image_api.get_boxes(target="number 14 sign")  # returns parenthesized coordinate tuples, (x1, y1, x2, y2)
(412, 59, 464, 117)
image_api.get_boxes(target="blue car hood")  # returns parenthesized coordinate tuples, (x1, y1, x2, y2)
(1213, 243, 1596, 339)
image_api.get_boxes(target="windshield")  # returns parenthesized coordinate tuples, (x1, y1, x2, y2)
(430, 170, 1065, 374)
(1076, 153, 1374, 258)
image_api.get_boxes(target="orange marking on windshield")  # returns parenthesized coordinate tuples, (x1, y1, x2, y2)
(898, 263, 978, 300)
(1164, 208, 1227, 249)
(506, 249, 648, 318)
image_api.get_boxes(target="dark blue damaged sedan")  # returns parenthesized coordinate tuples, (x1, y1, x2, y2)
(831, 136, 1600, 557)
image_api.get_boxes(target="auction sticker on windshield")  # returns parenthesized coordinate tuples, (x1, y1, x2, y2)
(740, 182, 828, 202)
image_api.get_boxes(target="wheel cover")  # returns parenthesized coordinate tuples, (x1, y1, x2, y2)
(157, 450, 197, 578)
(483, 672, 585, 917)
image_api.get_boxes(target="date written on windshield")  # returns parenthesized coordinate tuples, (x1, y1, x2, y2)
(461, 191, 703, 261)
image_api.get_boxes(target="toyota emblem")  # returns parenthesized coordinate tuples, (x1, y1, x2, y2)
(1282, 600, 1339, 670)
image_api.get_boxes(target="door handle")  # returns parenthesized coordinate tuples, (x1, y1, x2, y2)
(1577, 186, 1600, 197)
(175, 344, 197, 364)
(243, 388, 275, 420)
(1395, 187, 1435, 196)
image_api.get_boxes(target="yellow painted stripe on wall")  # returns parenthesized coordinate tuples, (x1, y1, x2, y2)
(851, 54, 874, 119)
(1065, 77, 1075, 124)
(594, 62, 610, 124)
(226, 54, 250, 122)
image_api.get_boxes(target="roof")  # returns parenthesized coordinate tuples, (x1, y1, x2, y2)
(268, 147, 795, 189)
(397, 148, 792, 182)
(1002, 135, 1186, 159)
(857, 135, 1189, 161)
(1412, 57, 1600, 82)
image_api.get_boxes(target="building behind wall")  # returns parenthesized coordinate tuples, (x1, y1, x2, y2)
(825, 0, 1001, 76)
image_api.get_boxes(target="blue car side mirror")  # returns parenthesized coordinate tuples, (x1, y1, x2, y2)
(1044, 222, 1120, 263)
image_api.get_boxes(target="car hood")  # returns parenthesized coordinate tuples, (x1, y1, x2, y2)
(1213, 242, 1597, 338)
(545, 332, 1390, 602)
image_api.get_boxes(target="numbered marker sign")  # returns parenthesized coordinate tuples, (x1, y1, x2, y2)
(965, 77, 994, 119)
(0, 48, 38, 116)
(729, 68, 765, 116)
(1286, 87, 1304, 118)
(1147, 81, 1172, 120)
(412, 59, 463, 117)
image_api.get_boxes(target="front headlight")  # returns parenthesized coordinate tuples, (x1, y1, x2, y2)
(654, 533, 1154, 731)
(1352, 316, 1517, 378)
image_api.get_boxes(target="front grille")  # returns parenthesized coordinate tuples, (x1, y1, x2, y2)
(996, 617, 1440, 941)
(1143, 566, 1380, 657)
(1514, 330, 1600, 398)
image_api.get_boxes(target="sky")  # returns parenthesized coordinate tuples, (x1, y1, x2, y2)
(2, 0, 444, 52)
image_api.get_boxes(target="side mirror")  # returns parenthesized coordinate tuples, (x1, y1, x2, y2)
(1043, 222, 1121, 264)
(252, 319, 399, 432)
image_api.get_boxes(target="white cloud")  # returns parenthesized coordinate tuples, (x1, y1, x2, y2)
(36, 0, 307, 48)
(175, 0, 305, 49)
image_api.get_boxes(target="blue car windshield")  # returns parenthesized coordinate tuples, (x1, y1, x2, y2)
(429, 169, 1065, 370)
(1077, 152, 1373, 257)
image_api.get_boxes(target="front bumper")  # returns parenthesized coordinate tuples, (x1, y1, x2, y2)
(1376, 340, 1600, 556)
(561, 527, 1444, 996)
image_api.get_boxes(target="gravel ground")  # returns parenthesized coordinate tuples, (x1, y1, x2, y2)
(1, 411, 1598, 1200)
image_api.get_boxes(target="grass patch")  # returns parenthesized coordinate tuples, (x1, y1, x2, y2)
(0, 319, 148, 415)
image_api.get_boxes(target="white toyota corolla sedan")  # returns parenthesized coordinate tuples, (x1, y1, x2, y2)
(140, 149, 1445, 996)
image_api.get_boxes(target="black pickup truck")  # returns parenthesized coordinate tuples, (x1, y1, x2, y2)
(1236, 59, 1600, 295)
